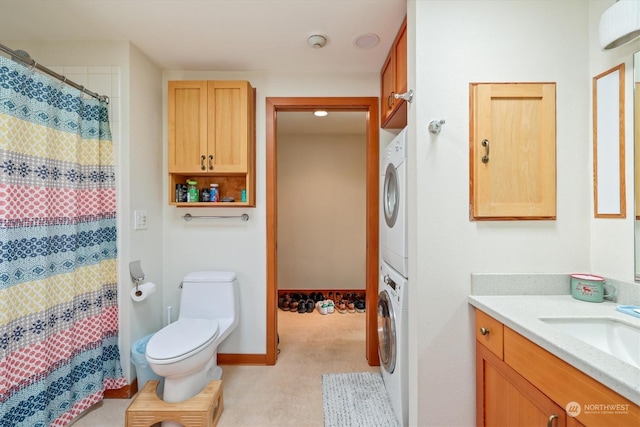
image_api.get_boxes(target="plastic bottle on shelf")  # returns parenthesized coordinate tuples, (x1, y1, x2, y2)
(187, 180, 199, 202)
(200, 187, 210, 202)
(209, 183, 219, 202)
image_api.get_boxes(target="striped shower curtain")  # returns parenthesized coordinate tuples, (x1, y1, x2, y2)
(0, 57, 126, 426)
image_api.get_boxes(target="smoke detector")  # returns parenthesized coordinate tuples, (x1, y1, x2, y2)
(307, 34, 328, 49)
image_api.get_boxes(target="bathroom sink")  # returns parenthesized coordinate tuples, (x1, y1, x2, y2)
(540, 317, 640, 368)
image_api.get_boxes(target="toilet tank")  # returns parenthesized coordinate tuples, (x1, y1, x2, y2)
(179, 271, 239, 321)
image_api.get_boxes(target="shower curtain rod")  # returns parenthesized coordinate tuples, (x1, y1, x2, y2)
(0, 43, 109, 103)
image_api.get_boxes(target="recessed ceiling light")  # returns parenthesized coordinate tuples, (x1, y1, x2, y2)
(314, 110, 328, 117)
(353, 33, 380, 49)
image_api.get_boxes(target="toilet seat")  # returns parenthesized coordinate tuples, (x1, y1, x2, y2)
(146, 318, 219, 364)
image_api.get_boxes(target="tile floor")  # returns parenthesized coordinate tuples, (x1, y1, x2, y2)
(70, 309, 377, 426)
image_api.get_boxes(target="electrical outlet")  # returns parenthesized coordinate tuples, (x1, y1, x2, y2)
(134, 210, 148, 230)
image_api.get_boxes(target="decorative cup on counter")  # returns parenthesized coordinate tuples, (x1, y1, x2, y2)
(569, 274, 616, 303)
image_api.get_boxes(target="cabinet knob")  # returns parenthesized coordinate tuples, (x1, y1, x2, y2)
(480, 327, 490, 336)
(208, 155, 214, 170)
(200, 155, 206, 171)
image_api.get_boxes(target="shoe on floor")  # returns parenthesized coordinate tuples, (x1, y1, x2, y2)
(355, 299, 365, 313)
(319, 302, 328, 315)
(278, 297, 290, 311)
(347, 300, 356, 313)
(326, 300, 335, 314)
(298, 301, 307, 313)
(306, 299, 315, 313)
(336, 300, 347, 314)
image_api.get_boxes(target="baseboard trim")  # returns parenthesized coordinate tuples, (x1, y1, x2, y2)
(105, 378, 137, 399)
(218, 353, 267, 365)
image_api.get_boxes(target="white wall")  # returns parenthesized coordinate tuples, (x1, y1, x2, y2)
(161, 70, 380, 354)
(409, 1, 594, 425)
(126, 44, 164, 379)
(277, 132, 367, 291)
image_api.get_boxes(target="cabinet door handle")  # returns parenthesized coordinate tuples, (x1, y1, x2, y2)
(546, 414, 558, 427)
(388, 93, 395, 109)
(481, 139, 490, 163)
(200, 155, 206, 170)
(480, 327, 490, 336)
(208, 155, 214, 170)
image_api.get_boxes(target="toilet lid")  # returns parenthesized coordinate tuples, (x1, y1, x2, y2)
(146, 318, 219, 360)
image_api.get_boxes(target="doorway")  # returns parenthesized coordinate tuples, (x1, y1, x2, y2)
(265, 97, 380, 366)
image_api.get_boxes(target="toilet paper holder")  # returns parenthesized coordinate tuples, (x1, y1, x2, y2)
(129, 260, 146, 297)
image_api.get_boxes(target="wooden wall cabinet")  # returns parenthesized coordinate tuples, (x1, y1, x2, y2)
(475, 309, 639, 427)
(168, 80, 256, 207)
(380, 17, 407, 129)
(469, 83, 556, 220)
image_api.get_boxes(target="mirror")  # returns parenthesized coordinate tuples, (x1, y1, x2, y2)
(635, 51, 640, 281)
(593, 63, 625, 218)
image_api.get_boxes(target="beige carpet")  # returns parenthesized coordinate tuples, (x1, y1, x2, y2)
(70, 308, 377, 427)
(219, 309, 379, 426)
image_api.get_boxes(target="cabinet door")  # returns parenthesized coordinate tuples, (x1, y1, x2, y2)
(477, 342, 567, 427)
(168, 81, 208, 173)
(380, 53, 395, 126)
(394, 22, 407, 97)
(470, 83, 556, 220)
(380, 18, 407, 129)
(207, 81, 251, 173)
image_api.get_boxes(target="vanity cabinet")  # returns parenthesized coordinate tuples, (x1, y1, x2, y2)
(168, 80, 256, 207)
(380, 17, 407, 129)
(469, 83, 556, 220)
(475, 309, 639, 427)
(477, 343, 570, 427)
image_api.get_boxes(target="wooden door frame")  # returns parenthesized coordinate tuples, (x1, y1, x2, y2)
(266, 97, 380, 366)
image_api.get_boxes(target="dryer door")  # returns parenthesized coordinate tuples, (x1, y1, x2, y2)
(383, 163, 399, 228)
(377, 290, 397, 373)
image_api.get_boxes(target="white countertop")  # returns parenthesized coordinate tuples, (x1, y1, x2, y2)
(468, 294, 640, 405)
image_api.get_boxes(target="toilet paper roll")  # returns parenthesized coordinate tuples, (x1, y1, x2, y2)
(131, 282, 156, 302)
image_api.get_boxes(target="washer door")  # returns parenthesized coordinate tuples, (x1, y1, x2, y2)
(383, 163, 399, 228)
(377, 290, 397, 373)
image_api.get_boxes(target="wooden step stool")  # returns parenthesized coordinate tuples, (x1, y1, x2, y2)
(125, 380, 223, 427)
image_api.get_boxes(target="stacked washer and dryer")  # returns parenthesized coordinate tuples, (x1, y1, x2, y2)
(378, 127, 409, 426)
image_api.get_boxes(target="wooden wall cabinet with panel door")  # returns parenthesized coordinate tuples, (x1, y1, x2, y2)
(168, 80, 256, 207)
(475, 309, 640, 427)
(380, 17, 407, 129)
(469, 83, 556, 220)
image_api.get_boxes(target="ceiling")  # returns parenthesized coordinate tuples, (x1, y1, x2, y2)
(0, 0, 406, 73)
(0, 1, 404, 135)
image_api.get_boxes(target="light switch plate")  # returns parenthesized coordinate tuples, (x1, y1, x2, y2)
(134, 210, 148, 230)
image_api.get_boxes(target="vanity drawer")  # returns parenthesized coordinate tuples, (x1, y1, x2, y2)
(475, 310, 504, 359)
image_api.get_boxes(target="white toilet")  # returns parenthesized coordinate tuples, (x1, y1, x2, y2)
(146, 271, 239, 407)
